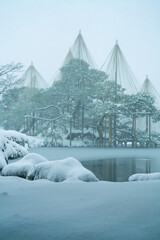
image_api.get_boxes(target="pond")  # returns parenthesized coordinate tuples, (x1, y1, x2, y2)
(25, 148, 160, 182)
(81, 158, 151, 182)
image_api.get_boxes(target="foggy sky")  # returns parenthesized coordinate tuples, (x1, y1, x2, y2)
(0, 0, 160, 91)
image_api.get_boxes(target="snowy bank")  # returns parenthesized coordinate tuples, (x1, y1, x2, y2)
(129, 172, 160, 181)
(27, 157, 98, 182)
(2, 153, 48, 178)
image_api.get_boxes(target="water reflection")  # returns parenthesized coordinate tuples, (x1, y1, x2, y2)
(81, 158, 151, 182)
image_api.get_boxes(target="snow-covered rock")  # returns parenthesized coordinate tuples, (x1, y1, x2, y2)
(27, 157, 99, 182)
(2, 153, 48, 178)
(129, 172, 160, 181)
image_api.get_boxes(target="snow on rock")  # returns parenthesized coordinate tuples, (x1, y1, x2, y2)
(27, 157, 99, 182)
(2, 153, 48, 178)
(129, 172, 160, 181)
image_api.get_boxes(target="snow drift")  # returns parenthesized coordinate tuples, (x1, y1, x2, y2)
(27, 157, 99, 182)
(2, 153, 48, 178)
(129, 172, 160, 181)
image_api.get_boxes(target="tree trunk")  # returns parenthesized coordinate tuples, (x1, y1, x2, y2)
(113, 114, 116, 147)
(32, 111, 35, 135)
(104, 115, 107, 148)
(81, 101, 84, 140)
(70, 118, 72, 146)
(146, 115, 149, 133)
(99, 126, 101, 147)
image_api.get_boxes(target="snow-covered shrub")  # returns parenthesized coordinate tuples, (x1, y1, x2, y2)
(0, 152, 7, 170)
(2, 153, 48, 178)
(5, 139, 28, 159)
(0, 130, 28, 169)
(27, 157, 99, 182)
(129, 173, 160, 181)
(0, 129, 44, 148)
(0, 136, 7, 169)
(0, 129, 44, 170)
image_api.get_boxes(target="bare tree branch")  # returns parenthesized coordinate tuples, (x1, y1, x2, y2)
(25, 115, 64, 122)
(0, 62, 23, 95)
(0, 62, 23, 77)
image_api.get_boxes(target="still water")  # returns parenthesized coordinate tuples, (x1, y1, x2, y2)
(81, 158, 151, 182)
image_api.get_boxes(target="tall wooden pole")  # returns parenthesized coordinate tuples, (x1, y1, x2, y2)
(113, 41, 118, 147)
(134, 114, 137, 147)
(149, 115, 151, 147)
(132, 114, 134, 148)
(109, 116, 112, 148)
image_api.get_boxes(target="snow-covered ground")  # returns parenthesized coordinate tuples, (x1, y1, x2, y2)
(0, 176, 160, 240)
(1, 147, 160, 239)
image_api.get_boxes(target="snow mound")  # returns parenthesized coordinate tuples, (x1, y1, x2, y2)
(2, 153, 48, 178)
(27, 157, 99, 182)
(129, 172, 160, 181)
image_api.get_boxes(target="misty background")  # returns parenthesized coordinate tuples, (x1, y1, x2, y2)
(0, 0, 160, 90)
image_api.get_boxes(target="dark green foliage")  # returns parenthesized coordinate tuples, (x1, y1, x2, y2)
(0, 59, 159, 147)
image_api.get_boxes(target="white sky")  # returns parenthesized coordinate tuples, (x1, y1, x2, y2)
(0, 0, 160, 90)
